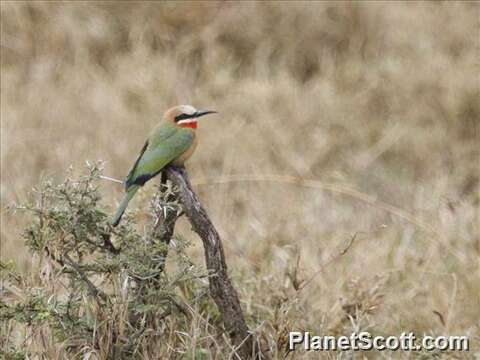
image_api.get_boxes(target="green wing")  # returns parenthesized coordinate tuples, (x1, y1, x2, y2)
(125, 124, 193, 189)
(124, 141, 148, 187)
(124, 123, 176, 186)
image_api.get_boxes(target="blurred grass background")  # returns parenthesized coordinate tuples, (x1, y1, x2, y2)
(1, 1, 479, 354)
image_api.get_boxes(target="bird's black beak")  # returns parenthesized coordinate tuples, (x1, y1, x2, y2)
(195, 110, 217, 118)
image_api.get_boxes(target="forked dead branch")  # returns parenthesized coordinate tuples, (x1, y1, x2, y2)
(110, 165, 260, 358)
(162, 165, 261, 359)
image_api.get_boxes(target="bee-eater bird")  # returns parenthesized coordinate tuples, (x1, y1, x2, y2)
(111, 105, 217, 227)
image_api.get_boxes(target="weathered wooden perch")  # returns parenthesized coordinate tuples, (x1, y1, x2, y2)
(163, 165, 258, 359)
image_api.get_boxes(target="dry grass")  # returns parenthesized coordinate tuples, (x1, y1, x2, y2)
(1, 1, 479, 358)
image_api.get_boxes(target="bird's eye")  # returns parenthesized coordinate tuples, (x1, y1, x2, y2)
(175, 113, 193, 122)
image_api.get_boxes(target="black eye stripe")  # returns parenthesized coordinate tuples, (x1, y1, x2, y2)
(175, 113, 196, 122)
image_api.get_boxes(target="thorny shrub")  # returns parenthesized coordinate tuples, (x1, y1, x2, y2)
(0, 162, 215, 359)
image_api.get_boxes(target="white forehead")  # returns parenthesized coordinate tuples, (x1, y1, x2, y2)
(178, 105, 197, 115)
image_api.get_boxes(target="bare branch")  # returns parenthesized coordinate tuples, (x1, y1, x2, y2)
(63, 253, 107, 305)
(164, 166, 262, 359)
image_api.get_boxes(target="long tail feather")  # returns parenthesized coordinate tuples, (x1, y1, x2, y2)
(111, 185, 139, 227)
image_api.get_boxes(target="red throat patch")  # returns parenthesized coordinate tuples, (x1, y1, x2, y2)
(179, 120, 197, 129)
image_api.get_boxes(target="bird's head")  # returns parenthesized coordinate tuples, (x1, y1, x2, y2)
(164, 105, 217, 129)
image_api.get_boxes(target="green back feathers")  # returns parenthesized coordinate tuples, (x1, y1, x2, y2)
(125, 123, 193, 189)
(113, 123, 194, 226)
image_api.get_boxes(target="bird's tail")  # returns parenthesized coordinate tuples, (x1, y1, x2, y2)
(111, 185, 140, 227)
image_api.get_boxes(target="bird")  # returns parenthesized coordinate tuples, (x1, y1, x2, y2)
(111, 105, 217, 227)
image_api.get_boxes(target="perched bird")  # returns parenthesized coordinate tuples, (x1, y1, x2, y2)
(111, 105, 217, 226)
